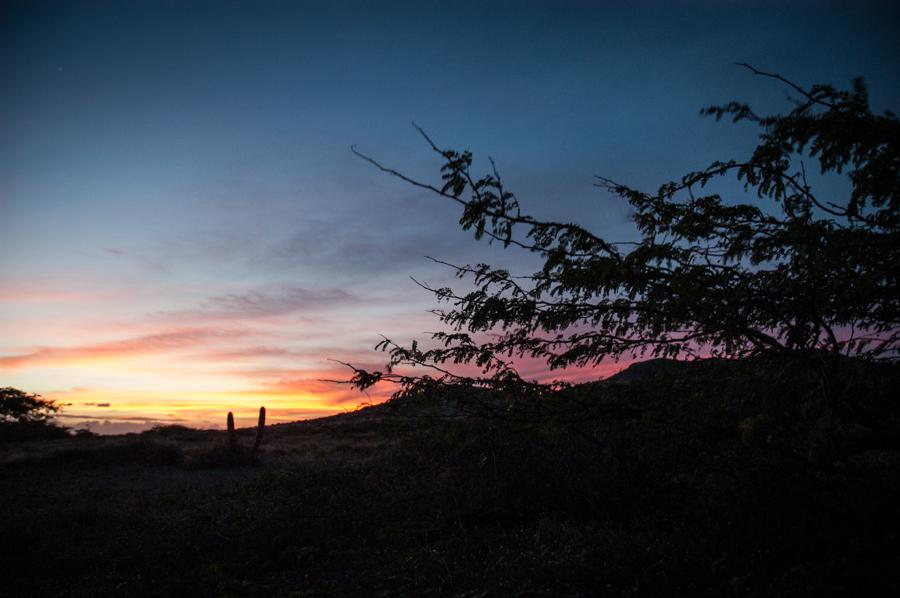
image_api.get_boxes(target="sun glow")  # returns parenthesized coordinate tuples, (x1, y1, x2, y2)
(40, 384, 364, 434)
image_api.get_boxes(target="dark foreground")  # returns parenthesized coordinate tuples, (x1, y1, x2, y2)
(2, 358, 899, 597)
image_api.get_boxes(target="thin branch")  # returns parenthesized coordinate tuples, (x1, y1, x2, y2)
(736, 63, 835, 109)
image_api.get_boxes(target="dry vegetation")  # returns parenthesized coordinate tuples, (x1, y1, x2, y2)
(1, 358, 899, 597)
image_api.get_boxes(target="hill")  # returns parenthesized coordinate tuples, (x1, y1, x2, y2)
(1, 356, 899, 596)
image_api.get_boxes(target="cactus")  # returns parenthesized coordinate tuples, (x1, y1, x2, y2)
(252, 406, 266, 455)
(227, 411, 237, 450)
(225, 407, 264, 458)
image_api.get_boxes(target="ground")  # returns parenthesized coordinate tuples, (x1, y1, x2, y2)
(1, 358, 899, 597)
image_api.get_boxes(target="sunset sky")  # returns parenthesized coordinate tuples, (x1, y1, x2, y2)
(3, 1, 899, 433)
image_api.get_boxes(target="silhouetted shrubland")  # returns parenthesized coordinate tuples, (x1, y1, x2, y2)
(2, 357, 897, 596)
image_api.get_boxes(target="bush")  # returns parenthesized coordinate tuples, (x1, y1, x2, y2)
(42, 436, 184, 466)
(0, 420, 70, 443)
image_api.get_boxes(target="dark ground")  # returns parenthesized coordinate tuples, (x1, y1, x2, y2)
(2, 357, 899, 597)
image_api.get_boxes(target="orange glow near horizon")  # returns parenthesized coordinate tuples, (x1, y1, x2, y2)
(39, 379, 391, 434)
(0, 296, 400, 433)
(3, 322, 629, 435)
(1, 273, 631, 435)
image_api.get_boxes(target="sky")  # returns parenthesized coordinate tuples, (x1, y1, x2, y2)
(2, 0, 899, 433)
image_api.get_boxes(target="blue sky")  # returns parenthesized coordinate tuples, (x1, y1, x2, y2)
(2, 0, 898, 432)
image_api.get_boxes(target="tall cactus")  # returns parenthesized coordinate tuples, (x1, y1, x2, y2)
(252, 406, 266, 455)
(225, 407, 264, 459)
(227, 411, 237, 450)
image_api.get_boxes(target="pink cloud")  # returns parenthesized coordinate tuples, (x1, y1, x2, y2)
(0, 327, 252, 369)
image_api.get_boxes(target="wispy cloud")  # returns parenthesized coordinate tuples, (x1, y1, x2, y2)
(270, 225, 468, 275)
(154, 285, 358, 323)
(86, 245, 169, 273)
(196, 346, 304, 360)
(0, 327, 251, 369)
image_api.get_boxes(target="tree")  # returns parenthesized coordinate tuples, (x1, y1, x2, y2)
(345, 65, 899, 401)
(0, 387, 59, 423)
(0, 387, 68, 441)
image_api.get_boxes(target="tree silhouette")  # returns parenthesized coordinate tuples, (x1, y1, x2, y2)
(0, 388, 59, 423)
(0, 387, 69, 441)
(346, 65, 899, 400)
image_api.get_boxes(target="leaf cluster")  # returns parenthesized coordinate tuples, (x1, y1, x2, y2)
(0, 387, 60, 423)
(348, 66, 899, 396)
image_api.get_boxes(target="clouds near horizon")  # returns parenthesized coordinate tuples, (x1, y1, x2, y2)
(2, 0, 898, 431)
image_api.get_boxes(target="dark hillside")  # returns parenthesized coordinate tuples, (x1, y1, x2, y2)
(1, 357, 899, 596)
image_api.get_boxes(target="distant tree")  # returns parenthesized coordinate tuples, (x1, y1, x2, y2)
(0, 387, 59, 423)
(346, 65, 899, 401)
(0, 387, 69, 442)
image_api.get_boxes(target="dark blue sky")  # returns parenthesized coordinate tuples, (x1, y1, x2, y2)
(2, 0, 898, 431)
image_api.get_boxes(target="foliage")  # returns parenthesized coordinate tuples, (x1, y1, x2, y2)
(0, 387, 69, 442)
(348, 65, 899, 397)
(0, 387, 60, 423)
(144, 424, 211, 441)
(40, 435, 185, 465)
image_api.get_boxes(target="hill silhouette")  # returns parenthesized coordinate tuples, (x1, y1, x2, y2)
(1, 356, 898, 596)
(602, 358, 685, 384)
